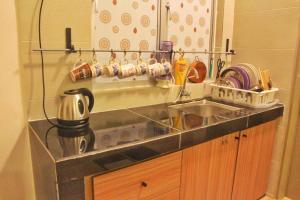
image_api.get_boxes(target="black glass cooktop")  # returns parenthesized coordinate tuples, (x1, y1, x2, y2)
(29, 109, 179, 161)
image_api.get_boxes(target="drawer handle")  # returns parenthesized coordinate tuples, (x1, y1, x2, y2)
(242, 134, 247, 138)
(141, 181, 148, 187)
(235, 136, 240, 140)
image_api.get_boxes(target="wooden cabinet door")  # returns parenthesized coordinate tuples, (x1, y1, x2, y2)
(90, 152, 182, 200)
(232, 120, 278, 200)
(180, 132, 239, 200)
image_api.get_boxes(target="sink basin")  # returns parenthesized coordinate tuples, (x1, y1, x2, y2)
(169, 100, 241, 118)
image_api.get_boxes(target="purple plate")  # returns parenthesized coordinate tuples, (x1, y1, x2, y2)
(225, 77, 242, 89)
(231, 66, 250, 89)
(220, 66, 251, 89)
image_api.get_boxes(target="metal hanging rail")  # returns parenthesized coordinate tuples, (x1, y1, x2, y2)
(32, 49, 169, 53)
(32, 48, 236, 55)
(33, 29, 236, 55)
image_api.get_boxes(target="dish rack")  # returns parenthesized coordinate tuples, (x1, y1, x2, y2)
(208, 83, 279, 108)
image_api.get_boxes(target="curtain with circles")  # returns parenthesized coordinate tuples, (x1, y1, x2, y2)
(167, 0, 212, 68)
(92, 0, 158, 82)
(92, 0, 213, 83)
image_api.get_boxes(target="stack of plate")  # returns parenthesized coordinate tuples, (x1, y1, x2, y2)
(217, 63, 260, 90)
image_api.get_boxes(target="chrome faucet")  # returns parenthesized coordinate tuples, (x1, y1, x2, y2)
(174, 65, 198, 101)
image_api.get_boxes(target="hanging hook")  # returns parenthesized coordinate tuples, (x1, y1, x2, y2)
(148, 50, 157, 65)
(92, 48, 97, 62)
(172, 50, 176, 64)
(110, 49, 116, 60)
(150, 50, 156, 59)
(138, 50, 142, 62)
(178, 48, 184, 59)
(123, 49, 128, 64)
(74, 48, 83, 67)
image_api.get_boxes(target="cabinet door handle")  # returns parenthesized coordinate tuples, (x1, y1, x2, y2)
(141, 181, 148, 187)
(242, 134, 247, 138)
(235, 136, 240, 140)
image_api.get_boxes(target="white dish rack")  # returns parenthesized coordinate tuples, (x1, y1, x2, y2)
(207, 83, 279, 108)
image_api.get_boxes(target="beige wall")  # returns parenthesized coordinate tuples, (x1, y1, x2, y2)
(285, 35, 300, 200)
(17, 0, 93, 120)
(286, 116, 300, 200)
(0, 1, 35, 200)
(232, 0, 300, 197)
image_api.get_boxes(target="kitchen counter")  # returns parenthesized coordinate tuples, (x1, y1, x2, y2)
(28, 99, 284, 200)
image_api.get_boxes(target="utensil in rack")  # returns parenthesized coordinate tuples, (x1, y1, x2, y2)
(259, 68, 272, 90)
(216, 58, 225, 79)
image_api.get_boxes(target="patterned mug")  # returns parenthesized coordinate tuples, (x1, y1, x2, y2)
(105, 61, 120, 77)
(136, 58, 148, 75)
(119, 63, 137, 78)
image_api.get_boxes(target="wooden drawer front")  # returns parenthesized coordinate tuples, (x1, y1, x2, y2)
(92, 152, 182, 200)
(141, 188, 180, 200)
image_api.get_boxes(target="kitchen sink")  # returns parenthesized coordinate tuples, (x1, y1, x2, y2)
(169, 100, 242, 118)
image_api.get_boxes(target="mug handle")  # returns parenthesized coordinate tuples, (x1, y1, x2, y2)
(79, 88, 94, 112)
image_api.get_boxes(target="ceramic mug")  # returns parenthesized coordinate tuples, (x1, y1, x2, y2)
(105, 61, 120, 77)
(136, 59, 148, 75)
(90, 62, 104, 78)
(188, 58, 207, 83)
(70, 62, 93, 82)
(147, 55, 172, 77)
(148, 62, 164, 77)
(119, 63, 136, 78)
(161, 60, 172, 75)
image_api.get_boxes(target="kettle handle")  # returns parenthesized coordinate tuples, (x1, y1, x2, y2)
(79, 88, 94, 112)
